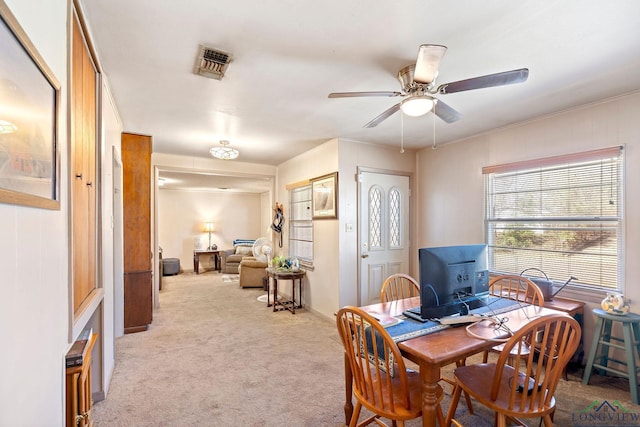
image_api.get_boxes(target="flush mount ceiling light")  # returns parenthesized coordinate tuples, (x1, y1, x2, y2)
(399, 96, 435, 117)
(210, 140, 239, 160)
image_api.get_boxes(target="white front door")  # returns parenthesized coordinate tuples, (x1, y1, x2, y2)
(358, 171, 410, 305)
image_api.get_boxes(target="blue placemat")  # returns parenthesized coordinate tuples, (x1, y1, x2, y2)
(385, 318, 448, 343)
(471, 296, 526, 316)
(384, 297, 525, 343)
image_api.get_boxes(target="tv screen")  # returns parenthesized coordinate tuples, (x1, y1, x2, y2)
(418, 244, 489, 308)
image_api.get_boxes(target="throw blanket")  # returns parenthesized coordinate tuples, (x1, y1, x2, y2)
(233, 239, 255, 247)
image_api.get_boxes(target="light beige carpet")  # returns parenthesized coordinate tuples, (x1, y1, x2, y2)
(92, 272, 638, 426)
(221, 274, 239, 283)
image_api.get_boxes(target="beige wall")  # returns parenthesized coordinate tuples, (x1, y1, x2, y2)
(416, 91, 640, 353)
(158, 189, 265, 270)
(277, 139, 340, 318)
(337, 139, 417, 309)
(0, 0, 69, 424)
(277, 138, 417, 319)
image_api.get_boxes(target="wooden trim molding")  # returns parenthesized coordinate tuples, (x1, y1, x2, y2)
(285, 179, 310, 190)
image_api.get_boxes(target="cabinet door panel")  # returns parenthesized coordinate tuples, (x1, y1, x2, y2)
(122, 132, 153, 333)
(122, 133, 152, 272)
(71, 13, 98, 311)
(124, 271, 153, 333)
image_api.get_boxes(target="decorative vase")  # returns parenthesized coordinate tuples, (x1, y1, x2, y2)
(601, 292, 630, 315)
(291, 258, 300, 272)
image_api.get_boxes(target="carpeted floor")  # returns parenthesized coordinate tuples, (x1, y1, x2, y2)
(92, 272, 639, 426)
(221, 274, 239, 283)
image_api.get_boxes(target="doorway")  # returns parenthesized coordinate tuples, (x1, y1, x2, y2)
(358, 169, 411, 306)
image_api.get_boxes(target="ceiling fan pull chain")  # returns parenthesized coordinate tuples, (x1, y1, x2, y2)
(431, 103, 437, 150)
(400, 113, 405, 153)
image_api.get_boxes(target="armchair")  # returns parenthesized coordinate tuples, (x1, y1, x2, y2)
(238, 257, 268, 288)
(220, 245, 254, 274)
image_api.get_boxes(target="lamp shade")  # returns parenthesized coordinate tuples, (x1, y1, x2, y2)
(203, 222, 215, 232)
(400, 96, 435, 117)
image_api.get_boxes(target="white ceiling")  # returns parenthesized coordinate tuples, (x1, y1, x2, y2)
(81, 0, 640, 191)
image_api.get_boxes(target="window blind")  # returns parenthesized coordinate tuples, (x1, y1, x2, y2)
(484, 146, 624, 290)
(289, 184, 313, 266)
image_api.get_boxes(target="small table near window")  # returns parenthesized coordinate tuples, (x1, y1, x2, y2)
(543, 296, 585, 318)
(266, 268, 306, 314)
(193, 250, 220, 274)
(543, 296, 585, 379)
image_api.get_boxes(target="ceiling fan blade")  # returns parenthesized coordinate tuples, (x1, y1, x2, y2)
(433, 99, 461, 123)
(437, 68, 529, 94)
(413, 44, 447, 84)
(364, 103, 401, 128)
(328, 91, 402, 98)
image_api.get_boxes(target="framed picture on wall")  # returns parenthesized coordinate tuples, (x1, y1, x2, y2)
(0, 2, 60, 210)
(311, 172, 338, 219)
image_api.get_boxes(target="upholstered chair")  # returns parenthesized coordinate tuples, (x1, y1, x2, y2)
(220, 246, 254, 274)
(238, 257, 268, 288)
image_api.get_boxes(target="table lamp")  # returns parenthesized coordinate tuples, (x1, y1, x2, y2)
(203, 222, 215, 250)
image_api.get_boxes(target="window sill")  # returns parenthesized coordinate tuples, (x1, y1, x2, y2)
(549, 286, 606, 305)
(72, 288, 104, 341)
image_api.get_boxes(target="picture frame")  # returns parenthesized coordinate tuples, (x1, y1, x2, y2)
(0, 2, 60, 210)
(311, 172, 338, 219)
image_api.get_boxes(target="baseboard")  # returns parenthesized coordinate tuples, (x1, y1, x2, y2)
(93, 390, 106, 403)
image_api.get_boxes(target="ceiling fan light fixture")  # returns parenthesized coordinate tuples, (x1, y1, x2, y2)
(400, 96, 434, 117)
(210, 140, 239, 160)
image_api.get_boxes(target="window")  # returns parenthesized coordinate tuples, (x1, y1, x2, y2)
(484, 146, 624, 291)
(369, 186, 382, 249)
(389, 187, 401, 248)
(289, 184, 313, 267)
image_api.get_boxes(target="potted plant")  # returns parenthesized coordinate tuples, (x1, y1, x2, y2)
(272, 255, 299, 272)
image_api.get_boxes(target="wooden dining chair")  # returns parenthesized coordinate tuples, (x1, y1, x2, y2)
(482, 275, 545, 364)
(380, 274, 420, 303)
(488, 274, 545, 306)
(380, 273, 475, 414)
(446, 313, 581, 427)
(336, 306, 446, 427)
(380, 273, 473, 414)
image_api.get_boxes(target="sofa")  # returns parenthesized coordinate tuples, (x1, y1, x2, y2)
(220, 242, 255, 274)
(238, 257, 268, 288)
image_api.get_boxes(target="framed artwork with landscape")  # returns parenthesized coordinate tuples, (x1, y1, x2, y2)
(311, 172, 338, 219)
(0, 2, 60, 210)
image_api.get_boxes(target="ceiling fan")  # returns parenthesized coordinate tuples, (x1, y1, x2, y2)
(328, 44, 529, 128)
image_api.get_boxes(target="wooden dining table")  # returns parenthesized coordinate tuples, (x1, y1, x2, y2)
(343, 296, 564, 427)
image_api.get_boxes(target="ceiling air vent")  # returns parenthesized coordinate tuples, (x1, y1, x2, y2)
(194, 45, 231, 80)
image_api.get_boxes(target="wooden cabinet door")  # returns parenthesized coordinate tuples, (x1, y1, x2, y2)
(124, 271, 153, 332)
(66, 334, 97, 427)
(121, 133, 152, 333)
(122, 133, 151, 272)
(71, 11, 98, 312)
